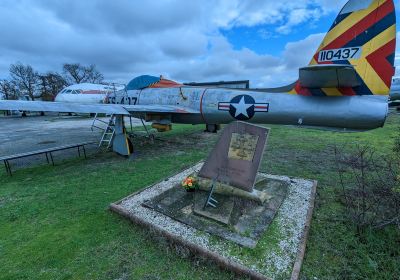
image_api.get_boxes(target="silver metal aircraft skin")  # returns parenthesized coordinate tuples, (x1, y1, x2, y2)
(0, 87, 388, 130)
(108, 87, 388, 130)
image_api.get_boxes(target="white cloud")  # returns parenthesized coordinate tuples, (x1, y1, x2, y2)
(209, 0, 346, 32)
(283, 33, 325, 69)
(276, 8, 322, 34)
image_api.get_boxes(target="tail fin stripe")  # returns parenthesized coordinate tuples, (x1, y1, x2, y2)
(343, 11, 395, 48)
(338, 87, 357, 96)
(335, 59, 374, 95)
(319, 1, 393, 52)
(355, 24, 396, 92)
(294, 82, 312, 96)
(358, 24, 396, 59)
(319, 1, 384, 51)
(366, 39, 396, 88)
(321, 88, 343, 96)
(328, 13, 352, 31)
(313, 11, 395, 66)
(308, 88, 327, 97)
(354, 81, 374, 95)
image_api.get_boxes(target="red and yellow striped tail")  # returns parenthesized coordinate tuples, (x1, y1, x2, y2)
(291, 0, 396, 96)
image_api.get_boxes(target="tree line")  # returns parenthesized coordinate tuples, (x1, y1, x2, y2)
(0, 63, 104, 101)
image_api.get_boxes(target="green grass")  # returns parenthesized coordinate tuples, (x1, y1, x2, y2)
(1, 114, 400, 279)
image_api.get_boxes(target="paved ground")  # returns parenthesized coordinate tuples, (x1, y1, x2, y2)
(0, 113, 145, 173)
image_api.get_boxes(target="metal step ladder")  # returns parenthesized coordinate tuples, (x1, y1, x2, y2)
(95, 114, 116, 149)
(91, 113, 110, 132)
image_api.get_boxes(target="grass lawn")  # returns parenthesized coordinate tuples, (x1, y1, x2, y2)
(1, 113, 399, 279)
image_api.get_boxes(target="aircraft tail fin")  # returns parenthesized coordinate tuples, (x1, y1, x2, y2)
(292, 0, 396, 96)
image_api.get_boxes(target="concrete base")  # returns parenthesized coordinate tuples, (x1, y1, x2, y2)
(110, 162, 317, 280)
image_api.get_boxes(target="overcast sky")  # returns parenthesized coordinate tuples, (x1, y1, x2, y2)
(0, 0, 398, 87)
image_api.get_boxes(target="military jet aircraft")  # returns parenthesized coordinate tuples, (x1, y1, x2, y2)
(0, 0, 397, 156)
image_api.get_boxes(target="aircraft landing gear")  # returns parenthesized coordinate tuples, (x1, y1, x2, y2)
(205, 124, 220, 133)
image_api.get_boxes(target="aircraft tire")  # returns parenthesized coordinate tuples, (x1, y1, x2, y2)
(205, 124, 220, 133)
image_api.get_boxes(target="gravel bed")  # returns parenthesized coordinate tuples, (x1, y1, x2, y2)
(116, 162, 315, 279)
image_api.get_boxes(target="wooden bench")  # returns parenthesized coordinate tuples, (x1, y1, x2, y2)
(0, 142, 95, 176)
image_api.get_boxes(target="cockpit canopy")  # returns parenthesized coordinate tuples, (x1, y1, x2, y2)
(59, 89, 82, 94)
(126, 75, 181, 90)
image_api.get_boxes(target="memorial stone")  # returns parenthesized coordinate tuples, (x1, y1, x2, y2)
(198, 121, 269, 192)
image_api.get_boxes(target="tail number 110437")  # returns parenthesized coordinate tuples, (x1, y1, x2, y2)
(318, 47, 362, 62)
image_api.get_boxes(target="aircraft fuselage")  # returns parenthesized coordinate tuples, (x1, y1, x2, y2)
(108, 87, 389, 130)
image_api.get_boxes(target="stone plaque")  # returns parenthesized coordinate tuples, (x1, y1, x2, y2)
(198, 121, 269, 192)
(228, 133, 259, 161)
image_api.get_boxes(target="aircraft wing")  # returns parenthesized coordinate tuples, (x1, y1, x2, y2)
(0, 100, 199, 115)
(122, 105, 199, 114)
(0, 100, 130, 115)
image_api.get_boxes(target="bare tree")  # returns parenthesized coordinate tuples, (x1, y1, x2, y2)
(84, 64, 104, 83)
(38, 72, 67, 101)
(0, 79, 19, 100)
(9, 63, 39, 100)
(62, 63, 86, 84)
(63, 63, 104, 85)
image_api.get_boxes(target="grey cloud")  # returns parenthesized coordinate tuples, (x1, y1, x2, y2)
(36, 0, 205, 36)
(158, 29, 209, 59)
